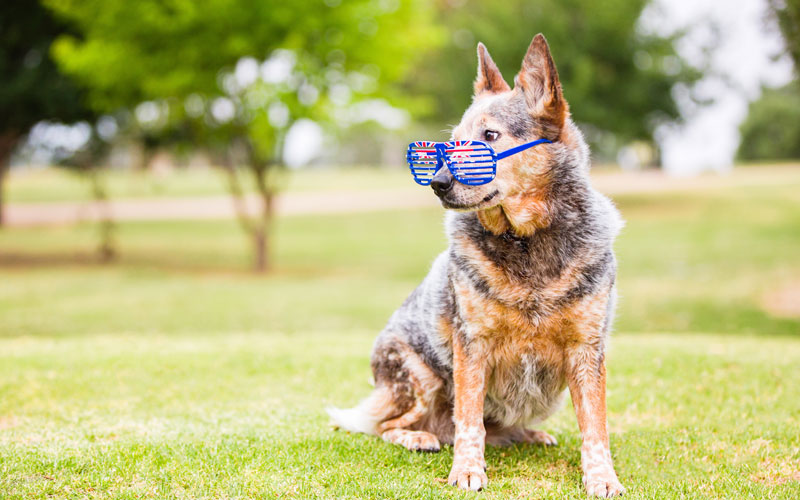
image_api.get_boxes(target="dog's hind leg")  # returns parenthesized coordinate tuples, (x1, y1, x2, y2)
(374, 339, 445, 452)
(485, 425, 558, 446)
(381, 428, 441, 452)
(378, 385, 443, 452)
(520, 428, 558, 446)
(328, 336, 445, 453)
(377, 392, 429, 432)
(524, 429, 558, 446)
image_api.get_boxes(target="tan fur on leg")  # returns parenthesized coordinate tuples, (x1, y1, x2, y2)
(377, 342, 442, 434)
(377, 397, 428, 434)
(371, 339, 444, 453)
(567, 350, 625, 498)
(447, 333, 489, 491)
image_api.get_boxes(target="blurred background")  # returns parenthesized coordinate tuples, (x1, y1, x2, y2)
(2, 1, 800, 497)
(1, 0, 799, 331)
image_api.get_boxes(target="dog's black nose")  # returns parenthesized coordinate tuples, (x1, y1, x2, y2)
(431, 172, 454, 196)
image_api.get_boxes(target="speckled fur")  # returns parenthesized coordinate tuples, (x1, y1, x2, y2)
(328, 34, 625, 497)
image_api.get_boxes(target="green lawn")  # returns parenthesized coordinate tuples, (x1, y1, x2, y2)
(1, 167, 799, 498)
(5, 166, 412, 203)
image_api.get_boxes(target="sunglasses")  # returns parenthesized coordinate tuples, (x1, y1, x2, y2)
(406, 138, 551, 186)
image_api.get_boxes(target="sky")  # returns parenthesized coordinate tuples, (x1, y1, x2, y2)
(644, 0, 794, 175)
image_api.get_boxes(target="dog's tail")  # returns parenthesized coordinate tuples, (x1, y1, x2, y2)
(326, 386, 396, 436)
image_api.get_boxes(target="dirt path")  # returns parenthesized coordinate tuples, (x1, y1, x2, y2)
(5, 166, 799, 227)
(4, 189, 438, 227)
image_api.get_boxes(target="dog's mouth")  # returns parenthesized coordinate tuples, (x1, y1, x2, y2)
(439, 189, 500, 210)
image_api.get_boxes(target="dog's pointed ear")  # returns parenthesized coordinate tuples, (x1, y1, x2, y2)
(514, 34, 567, 133)
(474, 42, 510, 96)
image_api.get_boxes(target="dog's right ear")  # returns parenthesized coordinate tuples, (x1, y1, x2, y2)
(474, 42, 510, 96)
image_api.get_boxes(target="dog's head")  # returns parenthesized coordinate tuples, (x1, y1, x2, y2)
(433, 34, 573, 235)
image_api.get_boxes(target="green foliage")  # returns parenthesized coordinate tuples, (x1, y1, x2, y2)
(738, 82, 800, 160)
(770, 0, 800, 72)
(0, 0, 96, 227)
(42, 0, 700, 160)
(47, 0, 437, 109)
(0, 0, 92, 137)
(43, 0, 444, 270)
(408, 0, 700, 150)
(740, 2, 800, 161)
(44, 0, 442, 163)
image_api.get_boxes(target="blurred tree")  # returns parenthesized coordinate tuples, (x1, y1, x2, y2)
(407, 0, 700, 159)
(0, 0, 93, 226)
(769, 0, 800, 70)
(738, 81, 800, 161)
(738, 0, 800, 161)
(20, 120, 117, 260)
(44, 0, 441, 272)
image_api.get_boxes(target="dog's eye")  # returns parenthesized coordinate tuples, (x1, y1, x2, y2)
(483, 130, 499, 142)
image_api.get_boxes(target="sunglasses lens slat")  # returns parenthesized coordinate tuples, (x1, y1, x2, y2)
(444, 140, 496, 185)
(407, 142, 441, 185)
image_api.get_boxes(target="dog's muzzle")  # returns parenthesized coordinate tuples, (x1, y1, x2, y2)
(431, 168, 455, 197)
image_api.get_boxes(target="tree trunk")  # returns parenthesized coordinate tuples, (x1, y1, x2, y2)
(220, 154, 277, 273)
(253, 226, 268, 273)
(0, 132, 20, 227)
(87, 168, 117, 262)
(251, 163, 274, 273)
(0, 162, 7, 228)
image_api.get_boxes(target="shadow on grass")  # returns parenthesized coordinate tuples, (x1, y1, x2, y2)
(0, 251, 108, 268)
(0, 251, 332, 279)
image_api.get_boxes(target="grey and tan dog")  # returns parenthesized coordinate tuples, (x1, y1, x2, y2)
(328, 34, 625, 497)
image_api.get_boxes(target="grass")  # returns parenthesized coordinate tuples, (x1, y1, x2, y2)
(4, 165, 412, 203)
(1, 333, 799, 499)
(1, 166, 800, 498)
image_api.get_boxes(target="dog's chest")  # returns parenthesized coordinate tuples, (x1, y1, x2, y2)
(483, 336, 568, 427)
(445, 215, 605, 426)
(450, 226, 579, 317)
(451, 252, 580, 427)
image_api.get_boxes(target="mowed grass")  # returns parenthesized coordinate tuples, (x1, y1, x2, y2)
(5, 166, 412, 203)
(1, 167, 800, 498)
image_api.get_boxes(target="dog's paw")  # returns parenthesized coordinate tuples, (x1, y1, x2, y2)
(381, 429, 441, 452)
(522, 429, 558, 446)
(404, 431, 441, 452)
(448, 464, 488, 491)
(583, 470, 625, 497)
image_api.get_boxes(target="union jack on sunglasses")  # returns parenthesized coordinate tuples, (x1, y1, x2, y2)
(406, 138, 551, 186)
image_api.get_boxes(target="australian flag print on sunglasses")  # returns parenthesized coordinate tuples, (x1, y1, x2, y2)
(406, 138, 551, 186)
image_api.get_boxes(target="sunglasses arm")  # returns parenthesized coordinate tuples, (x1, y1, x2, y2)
(495, 138, 552, 160)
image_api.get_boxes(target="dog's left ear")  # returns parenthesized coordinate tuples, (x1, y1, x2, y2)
(514, 34, 567, 137)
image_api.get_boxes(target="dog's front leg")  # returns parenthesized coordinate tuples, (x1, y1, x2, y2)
(447, 333, 489, 491)
(566, 347, 625, 497)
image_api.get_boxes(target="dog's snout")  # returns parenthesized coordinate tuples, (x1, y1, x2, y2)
(431, 170, 454, 196)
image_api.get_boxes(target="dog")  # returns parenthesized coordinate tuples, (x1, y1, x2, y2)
(328, 34, 625, 497)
